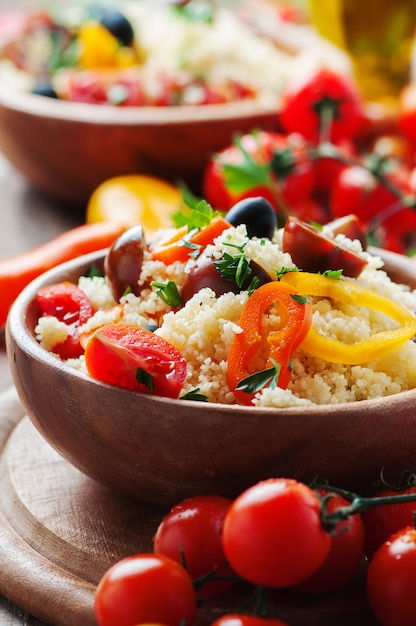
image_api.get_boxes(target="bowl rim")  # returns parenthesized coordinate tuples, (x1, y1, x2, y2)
(7, 247, 416, 417)
(0, 85, 280, 126)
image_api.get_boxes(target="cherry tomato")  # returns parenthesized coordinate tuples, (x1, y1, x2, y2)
(367, 526, 416, 626)
(153, 495, 237, 596)
(279, 68, 365, 144)
(222, 478, 332, 588)
(94, 553, 197, 626)
(330, 162, 412, 226)
(291, 488, 365, 594)
(84, 324, 187, 398)
(362, 482, 416, 560)
(312, 138, 356, 202)
(86, 174, 182, 232)
(104, 225, 146, 301)
(398, 81, 416, 145)
(202, 131, 315, 215)
(210, 615, 288, 626)
(36, 282, 94, 359)
(282, 216, 367, 278)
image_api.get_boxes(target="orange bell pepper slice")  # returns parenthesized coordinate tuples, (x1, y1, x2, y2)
(227, 281, 312, 405)
(149, 216, 232, 264)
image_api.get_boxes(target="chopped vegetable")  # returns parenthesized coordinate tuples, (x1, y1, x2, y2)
(149, 215, 232, 264)
(227, 281, 312, 405)
(281, 272, 416, 363)
(84, 323, 187, 398)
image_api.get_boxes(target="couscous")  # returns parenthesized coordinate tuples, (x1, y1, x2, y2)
(34, 208, 416, 408)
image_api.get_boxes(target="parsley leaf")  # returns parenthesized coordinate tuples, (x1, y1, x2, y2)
(291, 293, 310, 305)
(151, 280, 182, 307)
(181, 388, 208, 402)
(236, 359, 282, 394)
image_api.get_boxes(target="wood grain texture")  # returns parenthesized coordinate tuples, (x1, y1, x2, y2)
(0, 388, 381, 626)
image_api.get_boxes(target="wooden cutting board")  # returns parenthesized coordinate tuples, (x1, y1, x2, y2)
(0, 387, 379, 626)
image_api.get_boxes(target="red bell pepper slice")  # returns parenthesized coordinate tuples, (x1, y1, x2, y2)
(227, 281, 312, 405)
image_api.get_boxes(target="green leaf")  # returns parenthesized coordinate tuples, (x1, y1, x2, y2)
(181, 388, 208, 401)
(236, 360, 281, 394)
(151, 280, 182, 307)
(214, 251, 252, 288)
(136, 368, 153, 391)
(222, 136, 272, 193)
(290, 293, 311, 305)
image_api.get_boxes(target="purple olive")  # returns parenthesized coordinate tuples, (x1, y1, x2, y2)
(104, 225, 146, 301)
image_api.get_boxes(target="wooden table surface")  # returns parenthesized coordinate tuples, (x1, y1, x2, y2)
(0, 151, 83, 625)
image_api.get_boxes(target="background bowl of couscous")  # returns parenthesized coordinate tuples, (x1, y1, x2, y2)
(6, 243, 416, 508)
(0, 0, 323, 206)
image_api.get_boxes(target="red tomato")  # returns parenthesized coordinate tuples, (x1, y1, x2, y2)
(36, 281, 94, 359)
(279, 68, 365, 144)
(222, 478, 332, 588)
(210, 615, 288, 626)
(202, 131, 315, 215)
(366, 526, 416, 626)
(312, 139, 356, 201)
(291, 489, 365, 594)
(153, 495, 236, 596)
(398, 81, 416, 144)
(84, 323, 187, 398)
(362, 484, 416, 560)
(330, 163, 412, 226)
(94, 553, 197, 626)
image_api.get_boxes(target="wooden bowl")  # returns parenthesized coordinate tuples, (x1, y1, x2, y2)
(0, 86, 278, 207)
(6, 248, 416, 507)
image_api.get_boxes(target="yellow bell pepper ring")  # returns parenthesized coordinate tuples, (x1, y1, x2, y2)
(280, 271, 416, 364)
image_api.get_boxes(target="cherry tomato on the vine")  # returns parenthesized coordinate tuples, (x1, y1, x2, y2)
(94, 553, 197, 626)
(291, 488, 365, 594)
(202, 130, 315, 217)
(362, 483, 416, 560)
(367, 526, 416, 626)
(279, 67, 365, 144)
(222, 478, 332, 588)
(153, 494, 237, 596)
(398, 80, 416, 145)
(210, 614, 289, 626)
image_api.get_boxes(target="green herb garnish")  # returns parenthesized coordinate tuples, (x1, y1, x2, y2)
(181, 388, 208, 402)
(236, 359, 281, 394)
(151, 280, 182, 307)
(136, 368, 153, 391)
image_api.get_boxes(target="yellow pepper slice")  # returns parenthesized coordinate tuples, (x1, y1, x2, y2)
(78, 22, 137, 69)
(280, 272, 416, 364)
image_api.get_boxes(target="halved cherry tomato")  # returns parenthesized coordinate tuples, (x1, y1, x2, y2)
(94, 553, 197, 626)
(282, 216, 368, 278)
(84, 324, 187, 398)
(36, 282, 94, 359)
(153, 494, 237, 596)
(222, 478, 332, 588)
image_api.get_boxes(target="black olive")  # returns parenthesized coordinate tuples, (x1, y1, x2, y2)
(225, 196, 277, 240)
(181, 257, 271, 304)
(31, 83, 58, 98)
(104, 225, 146, 301)
(98, 8, 135, 47)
